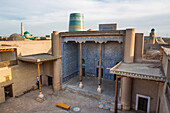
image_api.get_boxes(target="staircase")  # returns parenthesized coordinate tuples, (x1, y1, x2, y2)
(98, 95, 121, 112)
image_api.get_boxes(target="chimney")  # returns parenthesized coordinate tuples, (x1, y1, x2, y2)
(134, 33, 144, 62)
(123, 28, 136, 63)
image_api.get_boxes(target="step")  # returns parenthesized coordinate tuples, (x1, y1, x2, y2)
(100, 99, 113, 104)
(98, 104, 115, 112)
(99, 102, 114, 109)
(99, 101, 121, 107)
(100, 96, 120, 103)
(102, 95, 115, 100)
(100, 96, 114, 102)
(99, 102, 121, 108)
(100, 99, 121, 106)
(97, 104, 110, 110)
(99, 102, 121, 110)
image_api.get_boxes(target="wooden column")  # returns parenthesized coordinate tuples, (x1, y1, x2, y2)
(79, 43, 83, 88)
(36, 62, 45, 102)
(97, 43, 102, 93)
(114, 75, 119, 113)
(37, 63, 42, 93)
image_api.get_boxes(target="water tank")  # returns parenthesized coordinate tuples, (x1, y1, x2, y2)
(69, 13, 85, 32)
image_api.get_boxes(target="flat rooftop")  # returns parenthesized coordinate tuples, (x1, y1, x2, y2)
(18, 53, 61, 63)
(110, 62, 165, 82)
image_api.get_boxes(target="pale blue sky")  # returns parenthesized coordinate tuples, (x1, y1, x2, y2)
(0, 0, 170, 37)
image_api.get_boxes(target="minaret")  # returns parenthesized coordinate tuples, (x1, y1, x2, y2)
(21, 22, 24, 36)
(69, 13, 85, 32)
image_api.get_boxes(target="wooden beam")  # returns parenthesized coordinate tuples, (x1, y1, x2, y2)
(115, 74, 165, 83)
(0, 49, 15, 52)
(56, 102, 70, 110)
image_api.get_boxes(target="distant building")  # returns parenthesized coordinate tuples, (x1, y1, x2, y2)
(24, 31, 34, 39)
(8, 33, 25, 41)
(99, 24, 117, 31)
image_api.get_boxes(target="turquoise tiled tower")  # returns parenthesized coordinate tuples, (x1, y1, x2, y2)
(69, 13, 85, 32)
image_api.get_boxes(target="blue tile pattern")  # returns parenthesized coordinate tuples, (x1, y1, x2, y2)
(62, 39, 122, 82)
(62, 41, 79, 82)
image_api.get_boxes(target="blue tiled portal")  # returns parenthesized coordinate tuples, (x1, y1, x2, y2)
(62, 41, 122, 82)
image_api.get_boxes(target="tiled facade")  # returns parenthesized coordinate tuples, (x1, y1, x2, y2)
(62, 42, 78, 82)
(62, 40, 123, 82)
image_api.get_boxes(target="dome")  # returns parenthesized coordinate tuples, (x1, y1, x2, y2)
(87, 29, 94, 31)
(151, 28, 155, 33)
(24, 31, 30, 35)
(8, 33, 25, 41)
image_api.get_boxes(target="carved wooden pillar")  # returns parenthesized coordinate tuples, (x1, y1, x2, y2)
(36, 62, 45, 102)
(97, 43, 102, 93)
(37, 63, 42, 93)
(79, 42, 83, 88)
(114, 75, 119, 113)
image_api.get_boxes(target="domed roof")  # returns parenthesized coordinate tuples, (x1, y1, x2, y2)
(8, 33, 25, 41)
(24, 31, 30, 35)
(87, 29, 94, 31)
(151, 28, 155, 33)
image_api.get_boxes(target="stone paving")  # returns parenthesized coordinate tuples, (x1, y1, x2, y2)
(0, 86, 137, 113)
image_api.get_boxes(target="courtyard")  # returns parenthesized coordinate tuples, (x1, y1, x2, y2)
(0, 76, 139, 113)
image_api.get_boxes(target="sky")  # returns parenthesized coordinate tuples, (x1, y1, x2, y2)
(0, 0, 170, 37)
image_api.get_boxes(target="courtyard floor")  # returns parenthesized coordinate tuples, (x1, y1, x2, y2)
(0, 86, 111, 113)
(63, 75, 120, 97)
(0, 85, 138, 113)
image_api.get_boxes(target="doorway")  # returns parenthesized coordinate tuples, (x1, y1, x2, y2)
(82, 59, 85, 76)
(82, 68, 85, 76)
(4, 84, 13, 100)
(48, 76, 53, 86)
(138, 97, 148, 112)
(96, 68, 103, 78)
(136, 94, 150, 113)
